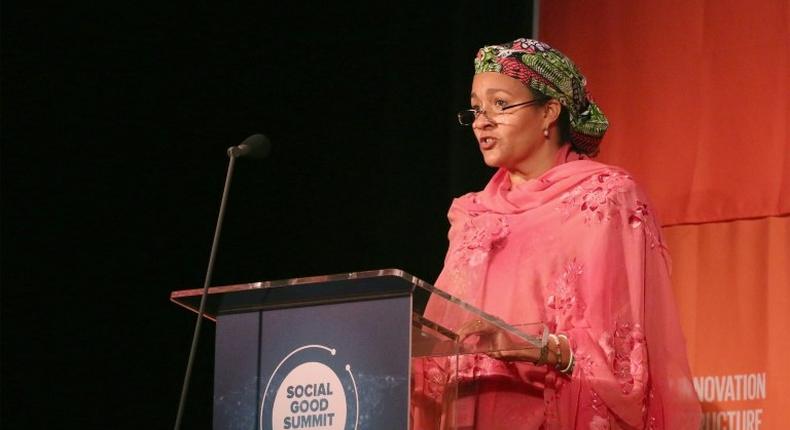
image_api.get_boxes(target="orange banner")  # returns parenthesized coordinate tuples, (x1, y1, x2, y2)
(540, 0, 789, 226)
(664, 216, 790, 429)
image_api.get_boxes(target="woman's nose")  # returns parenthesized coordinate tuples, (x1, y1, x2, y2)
(472, 110, 495, 129)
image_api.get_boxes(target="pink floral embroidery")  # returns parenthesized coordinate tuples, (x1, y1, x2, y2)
(545, 259, 585, 330)
(560, 171, 667, 251)
(595, 321, 648, 396)
(585, 322, 647, 425)
(423, 359, 448, 401)
(628, 201, 649, 229)
(628, 201, 663, 250)
(577, 353, 608, 427)
(447, 214, 510, 297)
(453, 214, 510, 267)
(612, 322, 645, 394)
(598, 332, 615, 364)
(558, 170, 633, 224)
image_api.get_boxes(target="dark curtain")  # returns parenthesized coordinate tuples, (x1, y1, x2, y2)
(1, 2, 532, 427)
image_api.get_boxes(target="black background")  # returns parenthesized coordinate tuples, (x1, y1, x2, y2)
(2, 2, 534, 427)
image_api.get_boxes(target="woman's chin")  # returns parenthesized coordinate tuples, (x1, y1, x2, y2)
(481, 153, 504, 169)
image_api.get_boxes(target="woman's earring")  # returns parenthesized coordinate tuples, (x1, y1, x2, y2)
(543, 129, 549, 138)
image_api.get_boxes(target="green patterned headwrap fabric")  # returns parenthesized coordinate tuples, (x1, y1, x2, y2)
(474, 38, 608, 155)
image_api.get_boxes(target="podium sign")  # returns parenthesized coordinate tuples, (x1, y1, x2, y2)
(171, 269, 546, 429)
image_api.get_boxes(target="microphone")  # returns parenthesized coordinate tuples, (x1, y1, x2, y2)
(227, 133, 271, 159)
(174, 133, 271, 430)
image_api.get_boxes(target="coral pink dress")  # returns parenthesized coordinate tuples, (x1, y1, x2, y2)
(412, 146, 701, 429)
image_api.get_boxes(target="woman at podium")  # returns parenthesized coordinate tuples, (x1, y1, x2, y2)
(412, 38, 701, 429)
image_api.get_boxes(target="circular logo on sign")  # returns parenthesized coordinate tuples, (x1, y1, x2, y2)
(271, 362, 347, 429)
(260, 345, 358, 430)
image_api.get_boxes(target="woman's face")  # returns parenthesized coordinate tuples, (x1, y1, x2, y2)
(470, 72, 550, 175)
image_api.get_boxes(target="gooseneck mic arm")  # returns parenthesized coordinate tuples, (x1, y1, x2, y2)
(174, 134, 271, 430)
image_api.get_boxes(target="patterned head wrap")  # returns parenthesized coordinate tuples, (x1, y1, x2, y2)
(474, 38, 608, 155)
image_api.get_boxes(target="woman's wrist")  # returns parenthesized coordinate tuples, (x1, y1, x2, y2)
(534, 342, 549, 365)
(538, 333, 574, 375)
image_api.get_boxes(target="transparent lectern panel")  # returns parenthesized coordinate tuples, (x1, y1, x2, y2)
(411, 277, 547, 358)
(171, 268, 547, 355)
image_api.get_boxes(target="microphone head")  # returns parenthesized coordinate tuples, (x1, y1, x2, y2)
(228, 134, 272, 158)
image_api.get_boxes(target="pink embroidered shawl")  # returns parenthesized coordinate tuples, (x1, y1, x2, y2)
(412, 147, 701, 429)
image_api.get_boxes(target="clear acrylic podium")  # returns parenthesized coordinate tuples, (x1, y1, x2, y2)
(171, 269, 547, 430)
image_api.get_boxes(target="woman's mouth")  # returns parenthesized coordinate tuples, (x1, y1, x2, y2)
(479, 137, 496, 150)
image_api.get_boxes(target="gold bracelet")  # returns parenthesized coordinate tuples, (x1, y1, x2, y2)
(553, 334, 564, 370)
(560, 350, 575, 374)
(557, 334, 574, 375)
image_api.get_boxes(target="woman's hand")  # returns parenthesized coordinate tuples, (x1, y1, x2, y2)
(455, 319, 544, 363)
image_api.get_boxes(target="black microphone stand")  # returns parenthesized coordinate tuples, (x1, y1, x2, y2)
(173, 152, 238, 430)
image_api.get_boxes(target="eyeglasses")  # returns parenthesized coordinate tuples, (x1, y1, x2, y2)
(457, 99, 546, 126)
